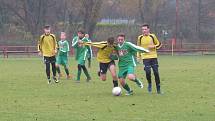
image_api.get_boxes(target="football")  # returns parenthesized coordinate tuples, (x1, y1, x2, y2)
(112, 87, 122, 96)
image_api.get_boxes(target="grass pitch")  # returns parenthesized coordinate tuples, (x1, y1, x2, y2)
(0, 55, 214, 121)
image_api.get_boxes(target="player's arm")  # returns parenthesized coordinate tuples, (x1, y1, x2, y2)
(86, 38, 93, 59)
(150, 34, 162, 49)
(52, 34, 58, 54)
(38, 35, 43, 55)
(84, 41, 107, 49)
(127, 42, 150, 53)
(136, 36, 142, 59)
(72, 37, 78, 48)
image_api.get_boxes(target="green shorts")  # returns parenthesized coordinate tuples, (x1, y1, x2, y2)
(118, 65, 135, 79)
(56, 56, 68, 66)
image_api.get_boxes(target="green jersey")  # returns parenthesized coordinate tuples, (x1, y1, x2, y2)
(72, 36, 91, 65)
(58, 40, 69, 56)
(116, 41, 149, 67)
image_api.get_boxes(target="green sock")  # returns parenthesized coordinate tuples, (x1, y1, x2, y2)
(77, 70, 81, 81)
(122, 83, 131, 92)
(133, 78, 141, 84)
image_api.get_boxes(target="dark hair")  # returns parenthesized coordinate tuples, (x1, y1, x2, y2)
(44, 25, 51, 29)
(77, 29, 85, 34)
(117, 33, 125, 38)
(142, 23, 150, 28)
(107, 37, 115, 45)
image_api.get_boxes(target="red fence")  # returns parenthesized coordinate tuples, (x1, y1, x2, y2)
(1, 43, 215, 58)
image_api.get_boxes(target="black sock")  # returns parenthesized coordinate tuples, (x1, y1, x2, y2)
(113, 80, 118, 87)
(65, 67, 69, 76)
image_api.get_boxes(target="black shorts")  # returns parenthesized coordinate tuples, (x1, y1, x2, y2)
(99, 60, 115, 74)
(43, 56, 56, 64)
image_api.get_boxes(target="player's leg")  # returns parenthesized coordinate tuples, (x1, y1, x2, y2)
(127, 66, 143, 88)
(56, 56, 63, 78)
(151, 58, 161, 94)
(143, 59, 152, 92)
(81, 64, 91, 82)
(63, 57, 71, 79)
(44, 57, 51, 83)
(51, 56, 58, 83)
(76, 64, 82, 82)
(99, 62, 108, 81)
(108, 61, 118, 87)
(118, 67, 133, 95)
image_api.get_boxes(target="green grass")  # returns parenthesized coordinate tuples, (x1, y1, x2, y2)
(0, 55, 215, 121)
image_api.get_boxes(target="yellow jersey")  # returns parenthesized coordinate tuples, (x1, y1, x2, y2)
(137, 33, 161, 59)
(97, 45, 116, 63)
(38, 34, 57, 57)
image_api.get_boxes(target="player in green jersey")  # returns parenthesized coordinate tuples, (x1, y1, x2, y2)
(72, 30, 92, 82)
(116, 33, 149, 95)
(56, 32, 71, 79)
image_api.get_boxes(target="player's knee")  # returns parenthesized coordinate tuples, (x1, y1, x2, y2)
(100, 74, 106, 81)
(127, 74, 135, 80)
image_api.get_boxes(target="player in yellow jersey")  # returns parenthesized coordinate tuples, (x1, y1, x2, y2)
(84, 37, 118, 87)
(38, 25, 59, 84)
(137, 24, 162, 94)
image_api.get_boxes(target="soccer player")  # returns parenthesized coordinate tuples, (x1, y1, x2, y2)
(72, 30, 92, 82)
(137, 24, 162, 94)
(38, 25, 59, 84)
(56, 32, 71, 79)
(85, 37, 118, 87)
(116, 33, 149, 95)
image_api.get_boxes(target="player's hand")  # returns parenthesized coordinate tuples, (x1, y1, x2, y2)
(148, 45, 155, 49)
(38, 51, 42, 56)
(136, 57, 142, 64)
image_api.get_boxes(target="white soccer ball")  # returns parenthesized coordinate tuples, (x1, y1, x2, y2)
(112, 87, 122, 96)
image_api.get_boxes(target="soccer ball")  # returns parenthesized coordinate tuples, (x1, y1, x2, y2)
(112, 87, 122, 96)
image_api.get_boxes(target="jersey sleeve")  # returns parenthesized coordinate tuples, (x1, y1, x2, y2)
(72, 37, 78, 48)
(136, 35, 142, 58)
(37, 35, 43, 52)
(66, 41, 70, 52)
(127, 42, 149, 53)
(150, 34, 162, 49)
(51, 34, 58, 51)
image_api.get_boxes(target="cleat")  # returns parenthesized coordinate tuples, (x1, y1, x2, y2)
(86, 77, 91, 82)
(156, 85, 163, 94)
(48, 79, 51, 84)
(125, 90, 133, 96)
(58, 73, 63, 79)
(148, 84, 152, 93)
(135, 80, 144, 88)
(97, 71, 100, 77)
(53, 77, 59, 83)
(67, 75, 71, 79)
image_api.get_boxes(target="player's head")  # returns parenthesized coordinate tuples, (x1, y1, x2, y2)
(44, 25, 51, 35)
(117, 33, 125, 45)
(141, 23, 150, 36)
(107, 37, 115, 47)
(60, 32, 66, 41)
(77, 29, 85, 39)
